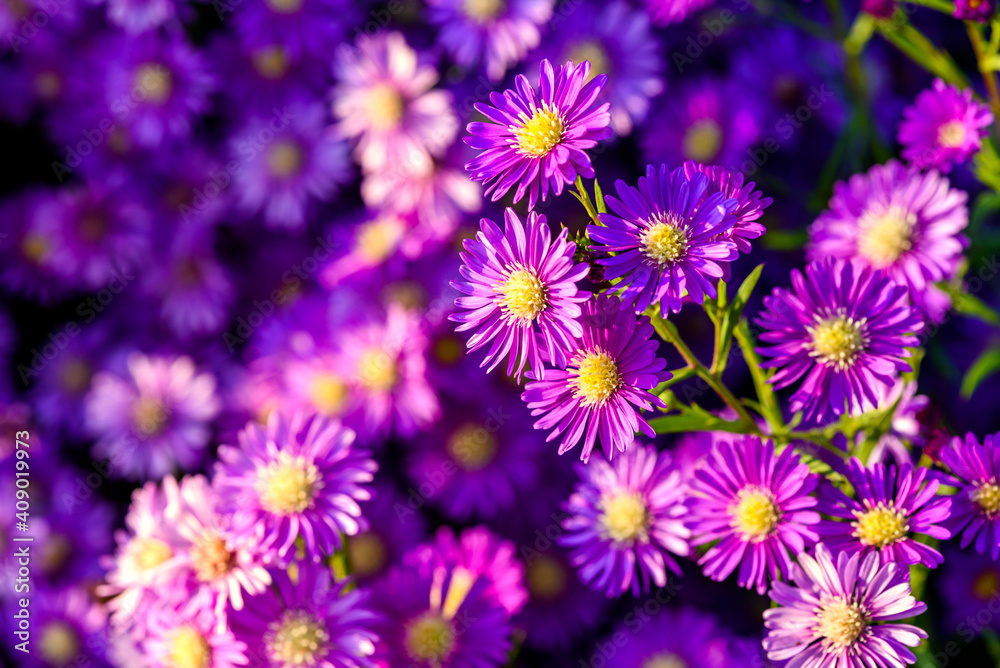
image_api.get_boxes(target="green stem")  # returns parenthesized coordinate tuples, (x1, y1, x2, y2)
(574, 176, 601, 227)
(968, 21, 1000, 134)
(734, 321, 784, 433)
(876, 18, 970, 88)
(906, 0, 955, 12)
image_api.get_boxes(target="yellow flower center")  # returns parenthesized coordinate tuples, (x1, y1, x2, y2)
(347, 531, 387, 578)
(309, 373, 347, 416)
(39, 621, 80, 666)
(256, 452, 321, 516)
(641, 214, 689, 264)
(973, 569, 1000, 600)
(134, 63, 172, 104)
(405, 613, 456, 663)
(267, 610, 330, 667)
(857, 204, 915, 267)
(265, 0, 302, 14)
(498, 268, 547, 321)
(601, 491, 649, 543)
(973, 482, 1000, 517)
(807, 315, 866, 370)
(730, 487, 781, 541)
(643, 654, 688, 668)
(366, 82, 405, 131)
(434, 335, 464, 366)
(356, 216, 405, 263)
(463, 0, 505, 22)
(853, 502, 909, 548)
(21, 233, 50, 263)
(571, 350, 622, 407)
(190, 533, 233, 583)
(132, 536, 173, 570)
(513, 103, 565, 158)
(566, 41, 610, 83)
(447, 423, 498, 471)
(132, 397, 168, 437)
(34, 70, 62, 100)
(815, 598, 868, 648)
(40, 534, 73, 574)
(267, 140, 304, 179)
(252, 45, 289, 80)
(937, 120, 968, 149)
(526, 555, 568, 601)
(168, 625, 212, 668)
(357, 348, 399, 392)
(682, 118, 723, 162)
(59, 358, 92, 395)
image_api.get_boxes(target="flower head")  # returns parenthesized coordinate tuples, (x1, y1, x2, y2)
(143, 605, 247, 668)
(682, 160, 771, 255)
(899, 79, 993, 173)
(955, 0, 995, 21)
(940, 432, 1000, 558)
(642, 0, 714, 25)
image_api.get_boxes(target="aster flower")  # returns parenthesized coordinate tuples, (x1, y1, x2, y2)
(589, 163, 740, 314)
(100, 0, 186, 33)
(212, 36, 327, 115)
(899, 79, 993, 173)
(6, 585, 111, 668)
(0, 190, 68, 303)
(808, 160, 969, 323)
(233, 0, 353, 59)
(214, 412, 376, 565)
(85, 353, 220, 480)
(642, 0, 713, 25)
(817, 457, 951, 568)
(143, 605, 247, 668)
(345, 480, 428, 583)
(682, 160, 771, 255)
(465, 58, 612, 209)
(523, 294, 669, 462)
(450, 208, 590, 381)
(320, 212, 411, 287)
(764, 544, 927, 667)
(231, 564, 379, 668)
(685, 437, 821, 595)
(940, 432, 1000, 559)
(938, 546, 1000, 633)
(955, 0, 995, 20)
(756, 259, 923, 421)
(865, 379, 930, 465)
(559, 441, 689, 597)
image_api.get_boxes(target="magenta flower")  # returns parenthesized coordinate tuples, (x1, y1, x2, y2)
(756, 259, 923, 421)
(450, 208, 590, 381)
(522, 294, 669, 462)
(764, 544, 927, 667)
(940, 432, 1000, 559)
(589, 163, 740, 314)
(682, 160, 771, 255)
(465, 58, 612, 209)
(642, 0, 714, 25)
(143, 605, 248, 668)
(686, 437, 821, 595)
(955, 0, 995, 22)
(559, 441, 690, 597)
(817, 458, 951, 568)
(898, 79, 993, 173)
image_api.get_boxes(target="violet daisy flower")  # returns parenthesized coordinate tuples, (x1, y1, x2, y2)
(940, 432, 1000, 559)
(686, 437, 821, 595)
(589, 163, 740, 314)
(938, 547, 1000, 633)
(101, 0, 185, 33)
(642, 0, 714, 25)
(756, 259, 923, 421)
(955, 0, 995, 21)
(230, 564, 379, 668)
(465, 58, 612, 209)
(233, 0, 352, 59)
(8, 585, 111, 668)
(682, 160, 771, 256)
(559, 441, 690, 597)
(450, 208, 590, 381)
(764, 544, 928, 667)
(213, 412, 377, 565)
(807, 160, 969, 323)
(523, 294, 669, 462)
(143, 605, 248, 668)
(818, 457, 951, 568)
(898, 79, 993, 173)
(427, 0, 554, 81)
(345, 481, 427, 583)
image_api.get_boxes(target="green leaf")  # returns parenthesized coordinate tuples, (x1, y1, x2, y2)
(648, 412, 753, 435)
(593, 178, 607, 215)
(940, 282, 1000, 325)
(716, 264, 765, 373)
(961, 347, 1000, 398)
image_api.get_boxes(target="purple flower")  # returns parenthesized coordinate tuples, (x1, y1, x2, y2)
(756, 259, 923, 421)
(214, 412, 377, 565)
(764, 544, 927, 667)
(817, 458, 951, 568)
(898, 79, 993, 173)
(465, 58, 612, 209)
(230, 564, 379, 668)
(937, 546, 1000, 633)
(233, 0, 352, 59)
(450, 208, 590, 381)
(522, 294, 669, 462)
(642, 0, 714, 25)
(862, 0, 898, 17)
(559, 441, 689, 597)
(955, 0, 995, 20)
(0, 190, 69, 303)
(344, 480, 427, 582)
(940, 432, 1000, 559)
(682, 160, 771, 255)
(5, 585, 111, 668)
(686, 437, 821, 595)
(589, 164, 740, 314)
(100, 0, 185, 33)
(866, 379, 930, 465)
(143, 605, 248, 668)
(808, 160, 969, 323)
(427, 0, 554, 81)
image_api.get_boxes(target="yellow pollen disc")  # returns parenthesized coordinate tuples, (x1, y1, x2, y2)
(404, 613, 455, 663)
(857, 204, 916, 267)
(572, 350, 622, 407)
(265, 0, 302, 14)
(643, 653, 688, 668)
(973, 569, 1000, 600)
(191, 533, 234, 582)
(498, 268, 547, 321)
(447, 423, 498, 471)
(973, 482, 1000, 517)
(134, 63, 172, 104)
(59, 358, 92, 395)
(566, 41, 610, 83)
(132, 536, 173, 570)
(267, 140, 304, 179)
(267, 610, 330, 667)
(807, 315, 866, 371)
(601, 491, 649, 543)
(513, 103, 565, 158)
(357, 348, 399, 392)
(22, 233, 50, 263)
(463, 0, 505, 22)
(347, 531, 387, 578)
(434, 335, 464, 365)
(34, 71, 62, 100)
(132, 397, 168, 437)
(168, 625, 212, 668)
(815, 598, 868, 648)
(526, 555, 568, 600)
(730, 488, 781, 541)
(938, 120, 968, 149)
(366, 82, 405, 131)
(39, 621, 80, 666)
(309, 373, 347, 416)
(682, 118, 723, 163)
(641, 215, 689, 264)
(357, 216, 406, 263)
(253, 46, 289, 80)
(256, 452, 321, 515)
(852, 502, 909, 548)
